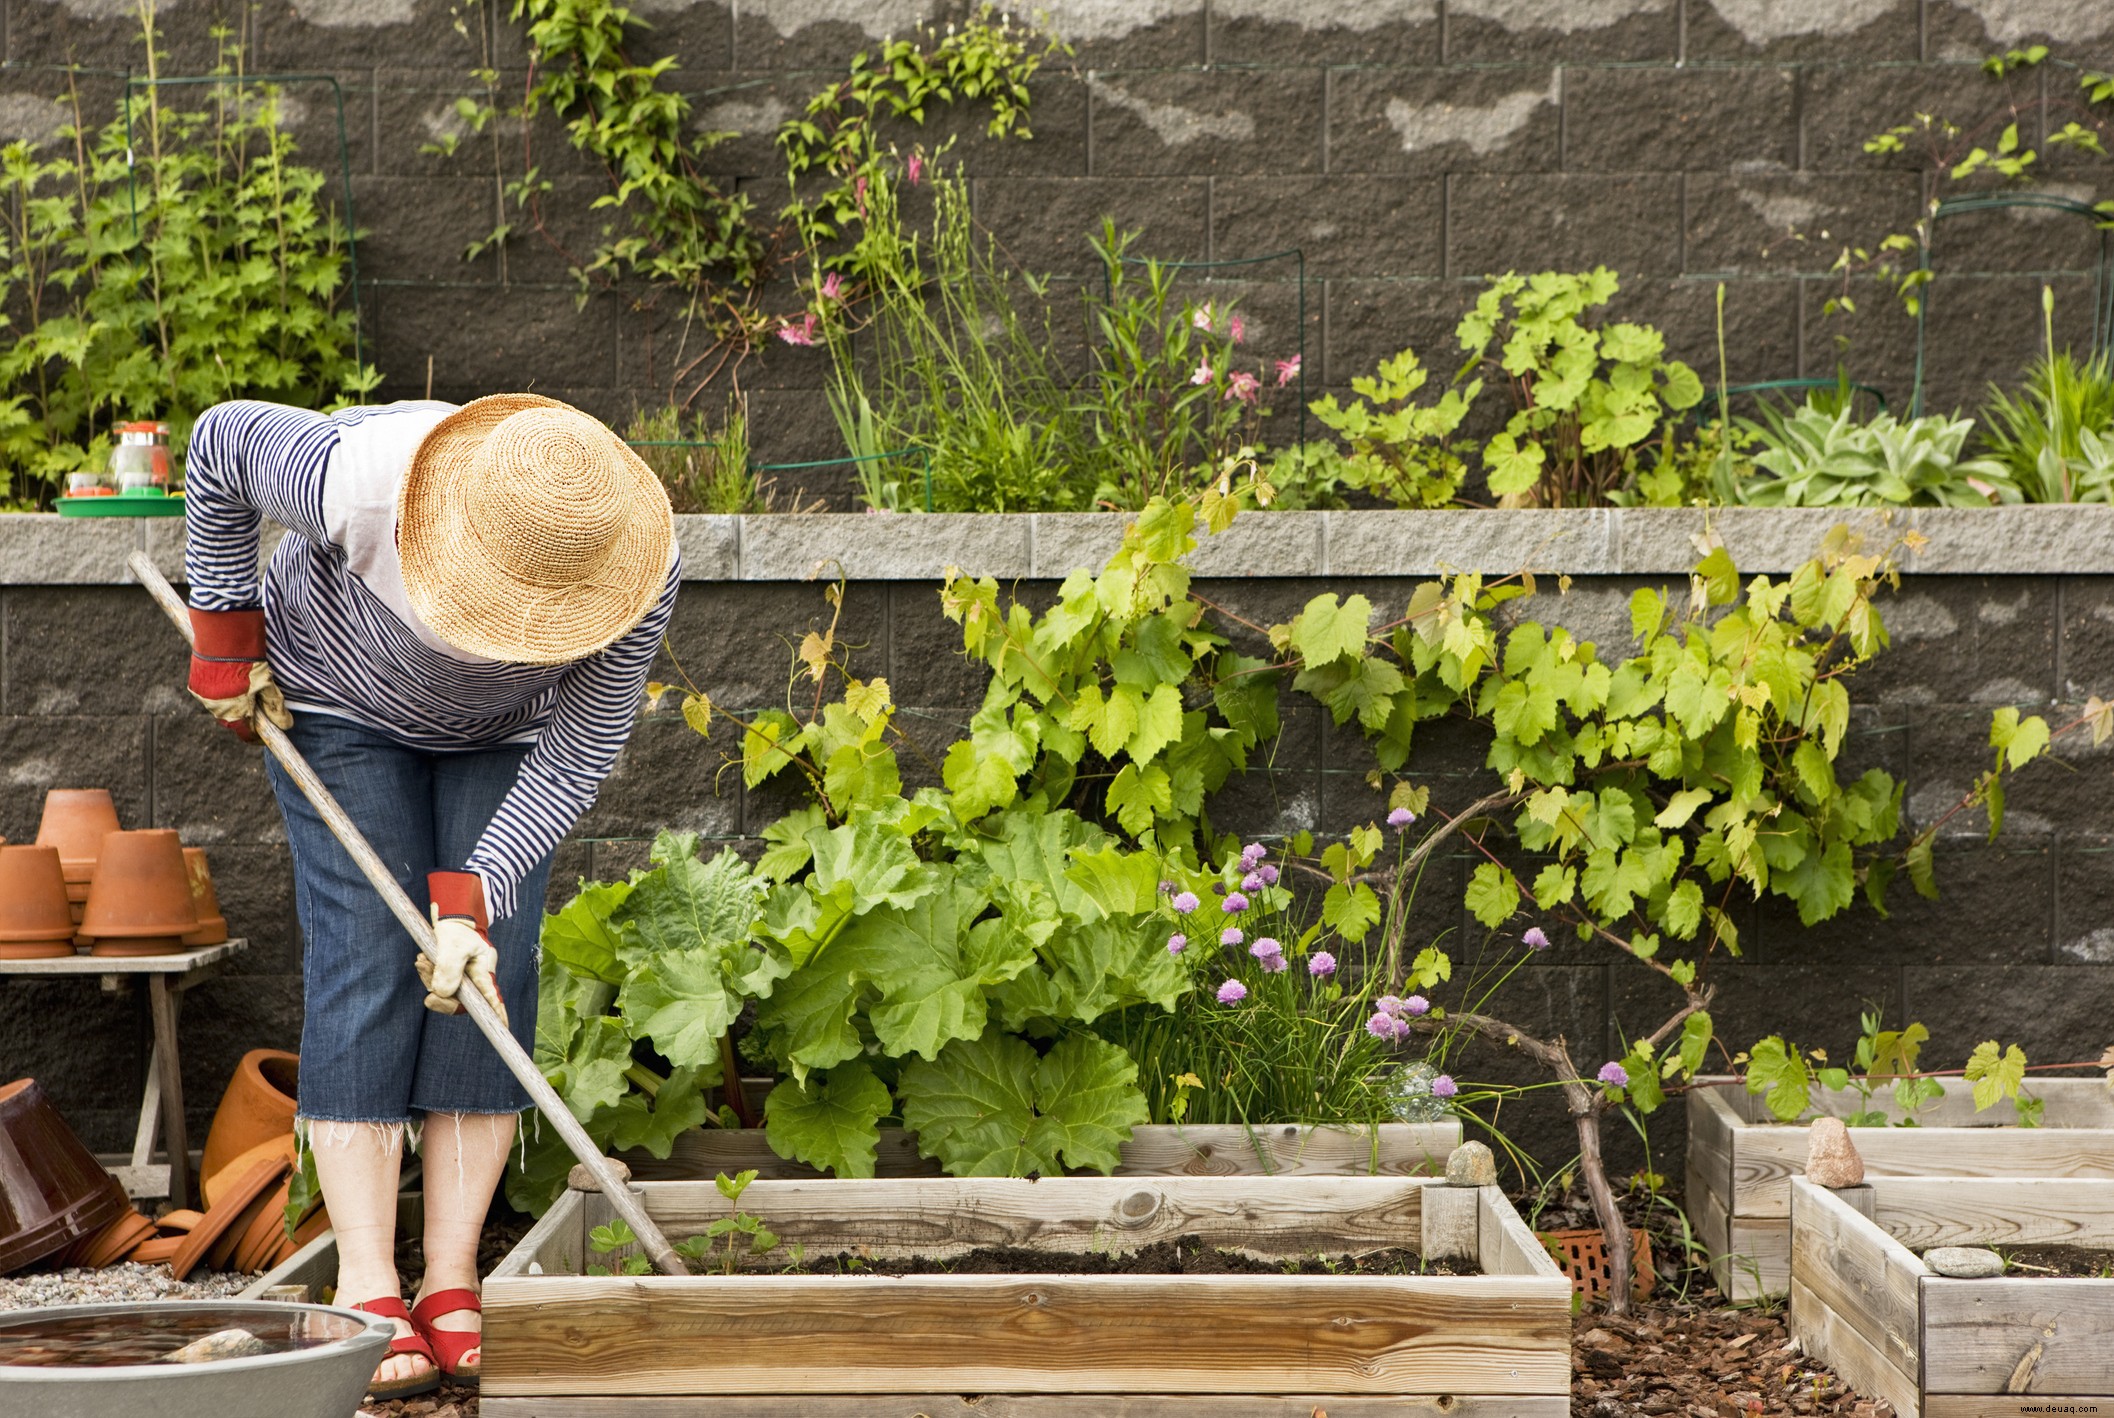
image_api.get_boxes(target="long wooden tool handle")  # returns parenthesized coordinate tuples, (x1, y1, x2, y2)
(128, 550, 687, 1277)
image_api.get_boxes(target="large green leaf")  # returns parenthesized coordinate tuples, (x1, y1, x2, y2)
(898, 1033, 1148, 1177)
(1025, 1035, 1150, 1174)
(540, 878, 633, 984)
(615, 833, 769, 973)
(763, 1061, 893, 1178)
(618, 947, 746, 1071)
(607, 1065, 710, 1158)
(546, 1014, 635, 1122)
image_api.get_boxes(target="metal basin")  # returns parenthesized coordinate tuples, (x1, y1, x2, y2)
(0, 1300, 391, 1418)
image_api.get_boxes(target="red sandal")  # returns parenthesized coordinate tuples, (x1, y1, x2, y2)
(411, 1286, 484, 1384)
(349, 1296, 441, 1400)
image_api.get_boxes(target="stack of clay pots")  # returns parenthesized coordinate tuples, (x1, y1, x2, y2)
(168, 1049, 322, 1280)
(22, 788, 229, 957)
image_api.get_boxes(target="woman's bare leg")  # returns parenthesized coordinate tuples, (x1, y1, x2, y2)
(312, 1122, 427, 1388)
(416, 1110, 518, 1370)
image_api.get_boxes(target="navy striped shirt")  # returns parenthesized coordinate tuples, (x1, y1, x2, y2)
(183, 400, 679, 921)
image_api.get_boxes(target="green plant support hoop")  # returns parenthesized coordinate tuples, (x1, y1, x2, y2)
(750, 447, 934, 512)
(1910, 192, 2114, 418)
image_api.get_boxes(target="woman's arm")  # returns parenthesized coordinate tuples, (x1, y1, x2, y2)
(460, 559, 683, 921)
(182, 401, 339, 611)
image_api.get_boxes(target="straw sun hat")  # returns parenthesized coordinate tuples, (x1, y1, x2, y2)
(397, 394, 674, 665)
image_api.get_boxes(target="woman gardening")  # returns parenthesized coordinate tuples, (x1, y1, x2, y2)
(180, 395, 679, 1399)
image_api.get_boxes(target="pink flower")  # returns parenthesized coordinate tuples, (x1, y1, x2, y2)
(1259, 864, 1279, 886)
(1167, 933, 1187, 956)
(1223, 892, 1249, 913)
(1242, 871, 1264, 892)
(1404, 995, 1430, 1017)
(1366, 1011, 1410, 1041)
(1308, 951, 1337, 977)
(1249, 937, 1281, 962)
(819, 272, 846, 302)
(1191, 307, 1214, 332)
(1221, 926, 1244, 947)
(906, 151, 924, 186)
(1229, 313, 1245, 345)
(1217, 978, 1248, 1005)
(776, 313, 820, 347)
(1275, 355, 1302, 387)
(1431, 1074, 1458, 1100)
(1225, 370, 1261, 404)
(1190, 359, 1213, 387)
(1598, 1062, 1629, 1088)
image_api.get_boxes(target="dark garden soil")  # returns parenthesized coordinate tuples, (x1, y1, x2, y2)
(756, 1236, 1473, 1276)
(1993, 1244, 2114, 1278)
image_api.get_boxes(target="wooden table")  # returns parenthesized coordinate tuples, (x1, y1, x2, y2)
(0, 939, 247, 1209)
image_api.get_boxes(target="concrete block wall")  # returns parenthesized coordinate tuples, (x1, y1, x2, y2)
(6, 0, 2112, 479)
(1, 509, 2108, 1177)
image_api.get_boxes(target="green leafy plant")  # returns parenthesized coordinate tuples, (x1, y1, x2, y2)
(1458, 268, 1705, 506)
(1977, 289, 2114, 503)
(0, 17, 375, 505)
(510, 832, 777, 1212)
(1740, 403, 2020, 507)
(623, 396, 819, 515)
(1306, 348, 1478, 508)
(670, 1170, 780, 1274)
(587, 1219, 654, 1277)
(1740, 1014, 2038, 1127)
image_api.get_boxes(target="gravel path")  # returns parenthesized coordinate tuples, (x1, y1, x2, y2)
(0, 1262, 253, 1312)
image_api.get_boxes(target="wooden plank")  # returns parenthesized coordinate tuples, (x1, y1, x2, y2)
(1925, 1397, 2114, 1418)
(491, 1189, 588, 1280)
(1787, 1277, 1920, 1418)
(481, 1272, 1572, 1397)
(1421, 1185, 1479, 1261)
(1873, 1178, 2114, 1251)
(0, 939, 247, 975)
(1476, 1183, 1567, 1281)
(485, 1396, 1571, 1417)
(630, 1122, 1461, 1182)
(146, 975, 189, 1211)
(1923, 1277, 2114, 1395)
(1696, 1204, 1788, 1303)
(1685, 1084, 1741, 1206)
(1788, 1179, 1922, 1383)
(1729, 1125, 2114, 1220)
(630, 1176, 1430, 1260)
(239, 1229, 338, 1300)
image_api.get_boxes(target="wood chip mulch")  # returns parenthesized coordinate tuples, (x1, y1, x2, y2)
(1573, 1300, 1892, 1418)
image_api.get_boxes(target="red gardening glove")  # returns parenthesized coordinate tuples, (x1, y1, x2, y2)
(420, 871, 506, 1025)
(187, 607, 289, 742)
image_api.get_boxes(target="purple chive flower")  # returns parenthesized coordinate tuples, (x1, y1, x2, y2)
(1217, 979, 1248, 1005)
(1375, 994, 1404, 1017)
(1259, 864, 1280, 886)
(1167, 933, 1188, 956)
(1223, 893, 1249, 913)
(1250, 938, 1283, 971)
(1308, 951, 1338, 977)
(1366, 1011, 1402, 1040)
(1523, 926, 1551, 951)
(1387, 807, 1416, 830)
(1259, 951, 1288, 974)
(1221, 926, 1245, 947)
(1431, 1074, 1459, 1100)
(1158, 879, 1175, 895)
(1598, 1062, 1629, 1088)
(1404, 995, 1430, 1017)
(1242, 871, 1265, 892)
(1171, 891, 1199, 914)
(1241, 842, 1266, 866)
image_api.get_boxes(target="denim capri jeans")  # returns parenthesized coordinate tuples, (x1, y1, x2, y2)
(266, 713, 549, 1123)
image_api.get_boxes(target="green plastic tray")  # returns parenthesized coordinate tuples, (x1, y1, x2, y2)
(56, 493, 186, 518)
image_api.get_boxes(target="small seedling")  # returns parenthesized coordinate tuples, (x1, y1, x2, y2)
(587, 1220, 653, 1277)
(671, 1170, 780, 1275)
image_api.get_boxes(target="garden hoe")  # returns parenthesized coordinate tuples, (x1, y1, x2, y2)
(127, 549, 688, 1277)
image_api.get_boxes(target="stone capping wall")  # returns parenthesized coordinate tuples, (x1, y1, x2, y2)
(5, 505, 2114, 584)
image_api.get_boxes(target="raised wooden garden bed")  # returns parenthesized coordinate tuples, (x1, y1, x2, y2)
(481, 1174, 1571, 1415)
(1791, 1176, 2114, 1417)
(620, 1119, 1461, 1181)
(1686, 1077, 2114, 1300)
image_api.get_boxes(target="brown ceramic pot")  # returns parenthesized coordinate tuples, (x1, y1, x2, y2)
(180, 847, 229, 947)
(0, 846, 78, 959)
(0, 1078, 127, 1274)
(199, 1051, 299, 1195)
(79, 829, 196, 957)
(34, 789, 121, 881)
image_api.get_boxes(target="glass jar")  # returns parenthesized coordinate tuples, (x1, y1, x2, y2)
(66, 470, 112, 497)
(110, 422, 172, 493)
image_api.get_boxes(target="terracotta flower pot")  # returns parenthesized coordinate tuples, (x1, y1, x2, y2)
(34, 789, 121, 882)
(199, 1051, 299, 1195)
(79, 829, 196, 957)
(0, 846, 79, 959)
(0, 1078, 128, 1274)
(180, 847, 229, 947)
